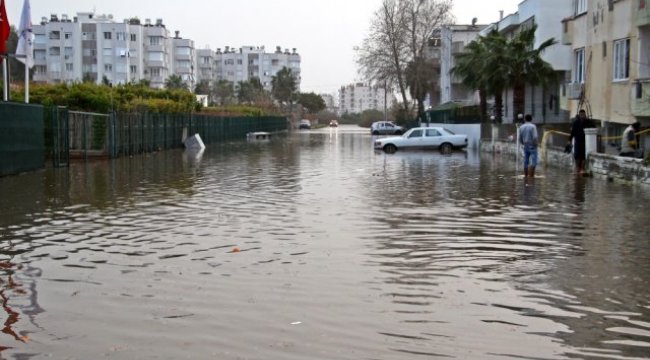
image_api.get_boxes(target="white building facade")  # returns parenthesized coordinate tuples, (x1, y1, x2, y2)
(338, 83, 396, 115)
(32, 13, 196, 89)
(439, 24, 488, 105)
(214, 46, 301, 91)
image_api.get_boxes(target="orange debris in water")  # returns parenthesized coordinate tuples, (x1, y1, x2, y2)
(231, 247, 241, 253)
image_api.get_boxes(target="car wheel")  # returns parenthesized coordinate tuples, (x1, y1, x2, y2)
(440, 143, 452, 154)
(372, 130, 379, 135)
(383, 144, 397, 154)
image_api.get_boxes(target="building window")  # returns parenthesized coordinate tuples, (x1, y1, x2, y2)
(150, 68, 161, 77)
(130, 34, 137, 42)
(176, 47, 191, 56)
(64, 32, 72, 40)
(149, 36, 162, 46)
(65, 63, 73, 72)
(148, 52, 164, 62)
(575, 0, 587, 15)
(130, 65, 137, 74)
(613, 38, 630, 81)
(177, 60, 191, 69)
(104, 64, 113, 72)
(116, 32, 127, 41)
(49, 47, 61, 56)
(103, 32, 112, 40)
(574, 48, 585, 83)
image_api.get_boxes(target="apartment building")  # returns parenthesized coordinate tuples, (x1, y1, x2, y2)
(562, 0, 648, 130)
(439, 23, 488, 106)
(481, 0, 573, 123)
(338, 83, 396, 115)
(32, 13, 195, 89)
(171, 31, 196, 90)
(214, 46, 301, 91)
(196, 48, 216, 86)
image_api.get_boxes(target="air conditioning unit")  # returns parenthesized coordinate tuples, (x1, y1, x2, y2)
(566, 82, 583, 100)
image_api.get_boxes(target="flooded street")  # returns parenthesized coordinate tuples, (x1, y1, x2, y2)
(1, 125, 649, 359)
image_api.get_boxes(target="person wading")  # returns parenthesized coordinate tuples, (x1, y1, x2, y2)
(519, 114, 538, 178)
(568, 109, 594, 174)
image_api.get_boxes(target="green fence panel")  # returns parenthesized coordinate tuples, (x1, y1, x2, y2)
(0, 102, 45, 176)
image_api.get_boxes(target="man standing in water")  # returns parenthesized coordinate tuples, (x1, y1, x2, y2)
(519, 114, 538, 178)
(568, 109, 594, 174)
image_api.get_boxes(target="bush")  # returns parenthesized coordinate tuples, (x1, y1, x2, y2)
(11, 82, 197, 113)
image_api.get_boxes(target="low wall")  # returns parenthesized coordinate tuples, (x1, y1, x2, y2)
(0, 102, 45, 177)
(480, 139, 650, 186)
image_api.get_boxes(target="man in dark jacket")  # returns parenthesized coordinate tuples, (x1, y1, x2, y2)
(568, 109, 594, 174)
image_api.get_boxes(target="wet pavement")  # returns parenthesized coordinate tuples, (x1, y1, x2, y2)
(0, 125, 649, 359)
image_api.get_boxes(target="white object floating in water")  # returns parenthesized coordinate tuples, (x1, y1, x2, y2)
(184, 134, 206, 151)
(290, 321, 302, 325)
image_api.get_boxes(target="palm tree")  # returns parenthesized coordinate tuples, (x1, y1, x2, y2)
(452, 39, 489, 121)
(505, 24, 557, 121)
(452, 29, 508, 122)
(165, 75, 187, 90)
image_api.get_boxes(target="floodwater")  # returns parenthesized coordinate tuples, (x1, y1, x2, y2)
(0, 125, 649, 359)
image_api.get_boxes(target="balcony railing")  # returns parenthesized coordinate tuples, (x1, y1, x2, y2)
(632, 79, 650, 116)
(636, 0, 650, 27)
(562, 18, 573, 45)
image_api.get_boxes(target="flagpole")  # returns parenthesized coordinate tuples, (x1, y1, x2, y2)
(24, 62, 28, 103)
(2, 57, 7, 101)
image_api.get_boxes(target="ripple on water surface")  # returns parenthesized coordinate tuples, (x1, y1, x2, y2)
(0, 129, 649, 359)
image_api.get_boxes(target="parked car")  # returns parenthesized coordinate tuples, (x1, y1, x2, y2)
(374, 127, 468, 154)
(329, 120, 339, 127)
(370, 121, 404, 135)
(299, 119, 311, 130)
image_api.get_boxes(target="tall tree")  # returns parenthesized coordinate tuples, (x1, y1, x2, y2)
(165, 74, 187, 90)
(452, 29, 508, 122)
(405, 56, 436, 117)
(237, 77, 264, 104)
(296, 92, 326, 114)
(271, 67, 297, 110)
(506, 24, 557, 121)
(194, 80, 211, 95)
(214, 79, 235, 105)
(357, 0, 452, 117)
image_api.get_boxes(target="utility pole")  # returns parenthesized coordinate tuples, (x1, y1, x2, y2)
(384, 80, 388, 122)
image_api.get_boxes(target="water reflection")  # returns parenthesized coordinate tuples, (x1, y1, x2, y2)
(0, 128, 648, 359)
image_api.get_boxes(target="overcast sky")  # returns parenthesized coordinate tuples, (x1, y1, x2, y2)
(5, 0, 521, 94)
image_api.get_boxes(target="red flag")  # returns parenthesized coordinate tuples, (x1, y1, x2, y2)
(0, 0, 10, 55)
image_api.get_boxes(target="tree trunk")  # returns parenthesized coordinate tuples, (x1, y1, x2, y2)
(494, 92, 504, 123)
(513, 79, 526, 122)
(479, 88, 487, 122)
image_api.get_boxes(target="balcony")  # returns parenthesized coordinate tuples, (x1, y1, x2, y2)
(499, 13, 520, 33)
(632, 79, 650, 116)
(636, 0, 650, 27)
(562, 18, 573, 45)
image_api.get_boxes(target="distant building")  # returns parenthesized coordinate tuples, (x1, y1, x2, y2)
(196, 48, 217, 86)
(319, 93, 338, 114)
(338, 83, 396, 115)
(32, 12, 196, 89)
(439, 24, 488, 106)
(214, 46, 301, 91)
(171, 31, 196, 90)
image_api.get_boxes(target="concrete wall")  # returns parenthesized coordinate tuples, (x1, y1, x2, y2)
(425, 123, 482, 149)
(480, 139, 650, 186)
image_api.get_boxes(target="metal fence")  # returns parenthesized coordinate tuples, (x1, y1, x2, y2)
(0, 102, 45, 176)
(61, 111, 288, 159)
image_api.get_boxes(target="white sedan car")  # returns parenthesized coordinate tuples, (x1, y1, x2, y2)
(374, 127, 468, 154)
